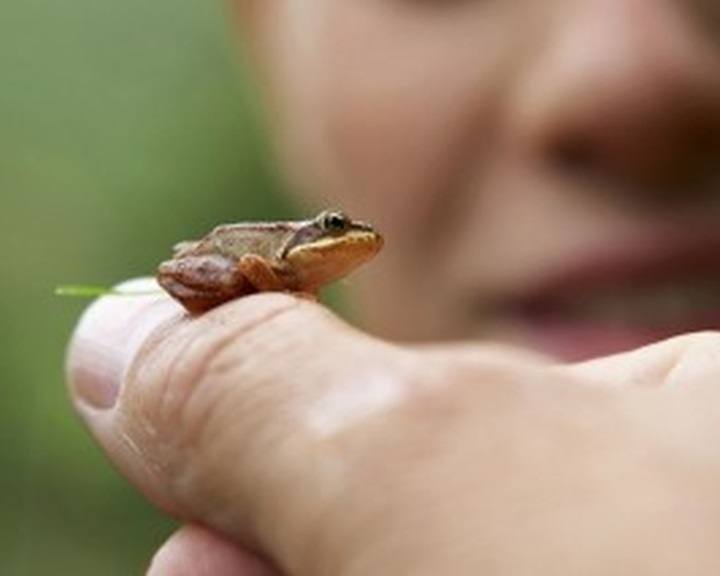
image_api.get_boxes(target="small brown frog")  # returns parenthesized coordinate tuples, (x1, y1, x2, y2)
(157, 210, 383, 314)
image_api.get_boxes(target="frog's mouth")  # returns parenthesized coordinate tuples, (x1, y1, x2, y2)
(286, 230, 384, 288)
(280, 216, 376, 253)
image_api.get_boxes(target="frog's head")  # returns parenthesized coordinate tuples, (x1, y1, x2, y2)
(281, 210, 384, 290)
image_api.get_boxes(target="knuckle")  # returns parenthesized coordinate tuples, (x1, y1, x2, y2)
(658, 331, 720, 388)
(116, 297, 304, 497)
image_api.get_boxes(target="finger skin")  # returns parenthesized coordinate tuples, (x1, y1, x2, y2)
(67, 284, 720, 575)
(564, 331, 720, 390)
(67, 288, 418, 571)
(147, 524, 281, 576)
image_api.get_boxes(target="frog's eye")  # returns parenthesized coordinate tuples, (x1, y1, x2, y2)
(321, 210, 350, 234)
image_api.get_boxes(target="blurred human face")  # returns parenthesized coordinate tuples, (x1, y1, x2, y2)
(238, 0, 720, 360)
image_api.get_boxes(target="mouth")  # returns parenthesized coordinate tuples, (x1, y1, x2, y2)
(486, 235, 720, 360)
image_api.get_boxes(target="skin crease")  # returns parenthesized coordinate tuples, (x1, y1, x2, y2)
(66, 1, 720, 575)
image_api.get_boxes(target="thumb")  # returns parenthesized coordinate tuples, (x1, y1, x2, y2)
(66, 279, 412, 571)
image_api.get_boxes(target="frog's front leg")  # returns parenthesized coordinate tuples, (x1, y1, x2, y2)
(236, 254, 287, 292)
(157, 253, 264, 313)
(240, 254, 320, 300)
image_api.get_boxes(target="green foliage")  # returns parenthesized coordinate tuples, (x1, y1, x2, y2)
(0, 0, 292, 573)
(55, 285, 119, 297)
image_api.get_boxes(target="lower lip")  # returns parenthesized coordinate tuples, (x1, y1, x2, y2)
(510, 314, 720, 361)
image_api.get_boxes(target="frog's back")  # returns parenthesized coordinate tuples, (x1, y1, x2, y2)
(175, 222, 298, 260)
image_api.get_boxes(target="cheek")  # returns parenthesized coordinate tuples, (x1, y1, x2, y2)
(278, 3, 508, 240)
(265, 2, 518, 339)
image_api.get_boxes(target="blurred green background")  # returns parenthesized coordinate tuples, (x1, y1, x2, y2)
(0, 0, 295, 573)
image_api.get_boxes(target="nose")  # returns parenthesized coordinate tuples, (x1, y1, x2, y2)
(510, 0, 720, 202)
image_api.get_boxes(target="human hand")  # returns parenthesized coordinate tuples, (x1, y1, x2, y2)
(67, 281, 720, 575)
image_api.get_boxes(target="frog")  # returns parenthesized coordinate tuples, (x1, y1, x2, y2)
(157, 210, 384, 314)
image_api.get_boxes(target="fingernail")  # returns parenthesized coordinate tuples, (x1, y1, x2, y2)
(67, 278, 182, 410)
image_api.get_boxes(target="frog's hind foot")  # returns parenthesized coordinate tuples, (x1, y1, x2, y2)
(155, 272, 239, 314)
